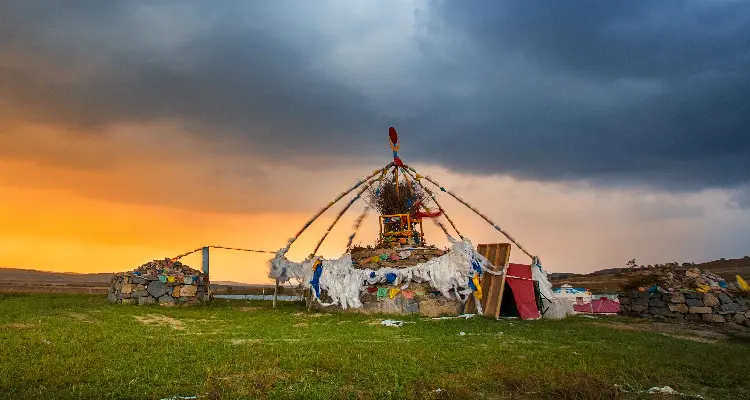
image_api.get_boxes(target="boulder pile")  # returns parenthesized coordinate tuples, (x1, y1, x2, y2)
(619, 266, 748, 325)
(107, 258, 209, 305)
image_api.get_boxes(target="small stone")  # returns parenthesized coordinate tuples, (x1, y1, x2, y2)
(121, 298, 136, 305)
(702, 293, 720, 307)
(180, 285, 197, 297)
(701, 314, 726, 323)
(172, 286, 181, 298)
(668, 304, 689, 313)
(718, 303, 740, 314)
(669, 292, 686, 303)
(132, 290, 149, 298)
(158, 295, 175, 304)
(650, 307, 673, 318)
(734, 314, 747, 325)
(138, 297, 156, 305)
(736, 298, 746, 306)
(619, 296, 631, 306)
(620, 305, 631, 314)
(686, 298, 704, 307)
(147, 281, 169, 298)
(649, 299, 665, 308)
(631, 304, 648, 313)
(683, 292, 698, 299)
(684, 313, 700, 321)
(718, 293, 734, 304)
(107, 292, 118, 303)
(131, 276, 147, 285)
(688, 306, 712, 314)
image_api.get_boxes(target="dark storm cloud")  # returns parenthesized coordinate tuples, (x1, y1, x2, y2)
(1, 0, 749, 191)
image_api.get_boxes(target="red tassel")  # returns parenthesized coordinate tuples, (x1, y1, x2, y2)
(389, 126, 399, 144)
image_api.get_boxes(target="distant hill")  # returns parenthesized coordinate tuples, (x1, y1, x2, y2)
(0, 267, 262, 294)
(550, 256, 750, 292)
(0, 268, 114, 283)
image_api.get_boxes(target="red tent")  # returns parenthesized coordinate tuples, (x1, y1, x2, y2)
(574, 297, 621, 314)
(505, 263, 541, 320)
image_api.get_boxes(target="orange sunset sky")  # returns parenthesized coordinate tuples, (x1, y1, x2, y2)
(2, 2, 750, 284)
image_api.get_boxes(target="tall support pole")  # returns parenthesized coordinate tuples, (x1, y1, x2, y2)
(311, 171, 383, 256)
(273, 279, 279, 308)
(201, 246, 210, 297)
(406, 166, 535, 260)
(400, 167, 463, 239)
(283, 163, 393, 254)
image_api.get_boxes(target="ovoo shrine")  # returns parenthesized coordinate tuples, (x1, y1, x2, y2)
(269, 128, 554, 318)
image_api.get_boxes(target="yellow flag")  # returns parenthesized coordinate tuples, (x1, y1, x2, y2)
(737, 275, 750, 291)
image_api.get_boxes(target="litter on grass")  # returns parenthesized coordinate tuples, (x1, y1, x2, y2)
(431, 314, 475, 320)
(381, 319, 405, 327)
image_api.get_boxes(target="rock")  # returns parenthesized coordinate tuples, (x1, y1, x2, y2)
(138, 297, 156, 305)
(131, 276, 147, 285)
(718, 293, 734, 304)
(121, 298, 136, 305)
(745, 310, 750, 319)
(649, 299, 665, 308)
(668, 303, 689, 313)
(180, 285, 197, 297)
(718, 303, 740, 314)
(650, 307, 673, 318)
(701, 314, 726, 323)
(686, 298, 704, 307)
(734, 313, 747, 325)
(684, 313, 700, 321)
(688, 306, 712, 314)
(702, 293, 720, 307)
(669, 292, 686, 303)
(631, 304, 648, 313)
(620, 305, 631, 314)
(737, 298, 747, 306)
(147, 281, 169, 298)
(738, 305, 748, 312)
(172, 286, 181, 298)
(107, 292, 118, 303)
(686, 269, 700, 278)
(132, 290, 148, 298)
(619, 296, 631, 306)
(158, 295, 175, 304)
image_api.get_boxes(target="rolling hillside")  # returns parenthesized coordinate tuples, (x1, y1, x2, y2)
(550, 256, 750, 292)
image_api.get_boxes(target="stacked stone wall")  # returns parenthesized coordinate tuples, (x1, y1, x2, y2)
(619, 290, 749, 325)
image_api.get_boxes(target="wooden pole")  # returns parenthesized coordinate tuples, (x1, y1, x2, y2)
(201, 246, 211, 298)
(273, 279, 279, 308)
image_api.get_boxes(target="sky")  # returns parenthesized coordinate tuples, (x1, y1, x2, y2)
(1, 0, 749, 284)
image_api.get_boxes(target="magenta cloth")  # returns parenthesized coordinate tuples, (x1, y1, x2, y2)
(575, 297, 621, 313)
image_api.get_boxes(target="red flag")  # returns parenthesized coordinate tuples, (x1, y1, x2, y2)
(389, 127, 398, 144)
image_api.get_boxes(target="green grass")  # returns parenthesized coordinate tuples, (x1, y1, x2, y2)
(0, 294, 748, 400)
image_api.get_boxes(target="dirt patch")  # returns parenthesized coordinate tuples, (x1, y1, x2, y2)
(230, 338, 263, 345)
(68, 312, 94, 323)
(134, 314, 185, 330)
(591, 321, 728, 343)
(293, 312, 329, 318)
(2, 323, 35, 329)
(239, 306, 261, 312)
(293, 322, 309, 327)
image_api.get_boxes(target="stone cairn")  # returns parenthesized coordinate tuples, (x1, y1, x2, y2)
(619, 267, 749, 326)
(107, 258, 209, 305)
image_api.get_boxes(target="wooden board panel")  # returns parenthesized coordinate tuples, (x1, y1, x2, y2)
(476, 243, 511, 318)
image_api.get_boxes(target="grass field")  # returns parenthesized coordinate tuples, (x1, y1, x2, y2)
(0, 294, 748, 399)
